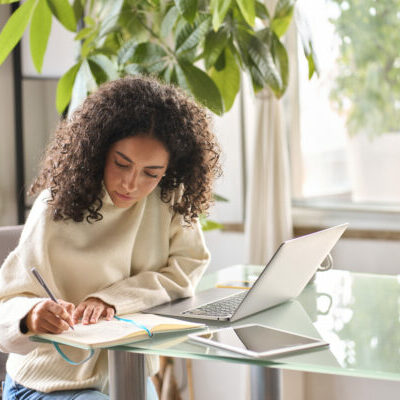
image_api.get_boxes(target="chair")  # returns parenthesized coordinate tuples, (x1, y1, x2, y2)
(0, 225, 23, 398)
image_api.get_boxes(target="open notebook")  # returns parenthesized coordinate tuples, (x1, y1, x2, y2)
(34, 313, 205, 350)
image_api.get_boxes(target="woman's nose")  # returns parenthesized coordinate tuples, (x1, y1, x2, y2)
(122, 169, 139, 192)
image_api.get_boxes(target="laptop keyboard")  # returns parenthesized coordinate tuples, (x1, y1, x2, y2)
(182, 291, 247, 318)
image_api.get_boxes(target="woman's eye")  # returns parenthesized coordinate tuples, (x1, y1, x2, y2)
(115, 160, 129, 168)
(145, 171, 158, 179)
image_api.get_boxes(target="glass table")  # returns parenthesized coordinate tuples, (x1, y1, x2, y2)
(47, 265, 400, 399)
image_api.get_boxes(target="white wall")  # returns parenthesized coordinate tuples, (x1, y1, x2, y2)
(22, 79, 59, 207)
(0, 7, 17, 226)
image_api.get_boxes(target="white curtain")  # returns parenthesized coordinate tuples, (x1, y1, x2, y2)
(245, 89, 293, 265)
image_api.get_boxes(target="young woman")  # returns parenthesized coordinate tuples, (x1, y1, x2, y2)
(0, 76, 221, 399)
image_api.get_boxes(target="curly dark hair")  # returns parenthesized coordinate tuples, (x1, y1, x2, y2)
(29, 75, 222, 224)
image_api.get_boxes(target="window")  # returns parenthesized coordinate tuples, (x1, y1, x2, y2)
(292, 0, 400, 235)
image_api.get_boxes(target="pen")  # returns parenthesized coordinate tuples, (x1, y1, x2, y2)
(31, 267, 74, 330)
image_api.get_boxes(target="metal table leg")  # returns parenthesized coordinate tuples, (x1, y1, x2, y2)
(108, 350, 147, 400)
(250, 366, 282, 400)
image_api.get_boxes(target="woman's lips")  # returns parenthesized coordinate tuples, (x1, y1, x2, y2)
(115, 192, 133, 201)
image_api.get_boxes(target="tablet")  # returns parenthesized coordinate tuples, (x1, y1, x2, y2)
(188, 324, 329, 359)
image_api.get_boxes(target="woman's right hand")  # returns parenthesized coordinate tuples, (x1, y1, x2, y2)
(26, 299, 75, 334)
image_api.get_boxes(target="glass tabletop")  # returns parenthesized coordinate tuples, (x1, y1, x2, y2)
(115, 265, 400, 382)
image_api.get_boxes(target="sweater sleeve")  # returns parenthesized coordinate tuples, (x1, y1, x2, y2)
(86, 213, 210, 316)
(0, 193, 52, 354)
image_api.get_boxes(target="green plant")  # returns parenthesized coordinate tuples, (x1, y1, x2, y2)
(0, 0, 317, 117)
(329, 0, 400, 137)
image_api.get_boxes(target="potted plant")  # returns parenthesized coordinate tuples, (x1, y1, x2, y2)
(0, 0, 318, 116)
(329, 0, 400, 203)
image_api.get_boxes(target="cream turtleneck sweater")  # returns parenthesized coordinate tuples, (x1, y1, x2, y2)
(0, 187, 209, 393)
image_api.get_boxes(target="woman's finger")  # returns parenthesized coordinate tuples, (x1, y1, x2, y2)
(89, 305, 104, 324)
(82, 305, 95, 325)
(45, 301, 74, 329)
(72, 303, 86, 324)
(58, 299, 75, 315)
(39, 315, 69, 334)
(104, 307, 115, 321)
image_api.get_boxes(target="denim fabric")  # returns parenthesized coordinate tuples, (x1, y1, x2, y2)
(3, 374, 158, 400)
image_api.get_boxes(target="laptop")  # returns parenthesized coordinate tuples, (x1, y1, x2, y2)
(145, 223, 348, 322)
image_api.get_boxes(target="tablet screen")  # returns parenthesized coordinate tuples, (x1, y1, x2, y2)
(194, 325, 325, 354)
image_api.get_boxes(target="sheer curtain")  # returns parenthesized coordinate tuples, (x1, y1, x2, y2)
(245, 88, 293, 264)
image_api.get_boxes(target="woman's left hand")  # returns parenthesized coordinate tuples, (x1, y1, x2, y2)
(73, 297, 115, 325)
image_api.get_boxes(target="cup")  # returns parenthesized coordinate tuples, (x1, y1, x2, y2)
(318, 253, 333, 272)
(308, 253, 333, 284)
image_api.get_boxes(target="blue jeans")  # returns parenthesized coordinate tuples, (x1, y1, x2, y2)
(3, 374, 158, 399)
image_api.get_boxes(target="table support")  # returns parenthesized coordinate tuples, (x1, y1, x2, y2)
(250, 366, 282, 400)
(108, 350, 147, 400)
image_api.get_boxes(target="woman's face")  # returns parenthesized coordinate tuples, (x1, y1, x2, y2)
(104, 136, 169, 208)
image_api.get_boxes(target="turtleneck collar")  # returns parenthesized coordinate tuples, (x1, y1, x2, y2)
(102, 184, 115, 207)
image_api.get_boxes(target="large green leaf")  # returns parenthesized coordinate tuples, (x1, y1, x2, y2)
(237, 27, 283, 94)
(255, 1, 270, 19)
(89, 54, 119, 81)
(199, 215, 224, 231)
(68, 60, 97, 117)
(256, 27, 288, 96)
(247, 35, 283, 96)
(250, 65, 265, 91)
(83, 15, 95, 28)
(80, 29, 99, 58)
(176, 16, 211, 54)
(210, 47, 240, 111)
(163, 65, 175, 84)
(30, 0, 52, 73)
(274, 0, 296, 19)
(99, 32, 121, 56)
(118, 4, 147, 41)
(131, 42, 167, 73)
(271, 13, 293, 38)
(72, 0, 84, 22)
(117, 38, 139, 65)
(0, 0, 20, 3)
(46, 0, 76, 32)
(88, 59, 108, 85)
(271, 0, 296, 38)
(234, 25, 254, 66)
(178, 61, 224, 115)
(235, 0, 255, 27)
(160, 6, 180, 38)
(174, 0, 198, 24)
(175, 63, 195, 97)
(307, 50, 316, 79)
(213, 193, 229, 202)
(97, 0, 124, 44)
(270, 33, 289, 96)
(204, 28, 229, 70)
(0, 0, 36, 66)
(210, 0, 232, 31)
(124, 63, 147, 76)
(56, 62, 81, 114)
(75, 26, 94, 41)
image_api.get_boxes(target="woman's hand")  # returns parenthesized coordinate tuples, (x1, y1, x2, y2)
(73, 297, 115, 325)
(26, 299, 75, 334)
